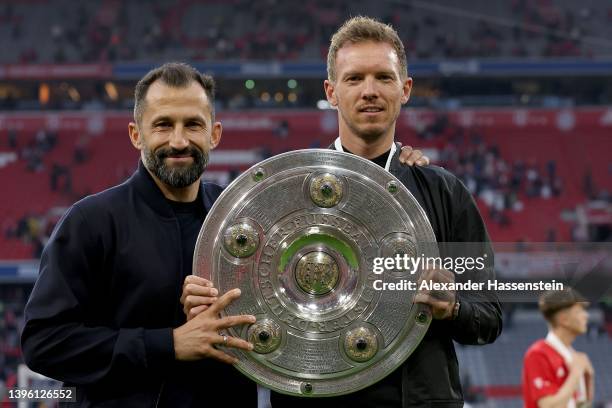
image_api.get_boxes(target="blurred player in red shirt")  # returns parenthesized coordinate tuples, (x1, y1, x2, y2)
(522, 287, 594, 408)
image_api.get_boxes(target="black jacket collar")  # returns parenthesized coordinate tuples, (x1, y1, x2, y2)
(130, 160, 218, 218)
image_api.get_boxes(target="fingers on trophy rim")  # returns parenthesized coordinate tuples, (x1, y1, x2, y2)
(185, 284, 218, 297)
(208, 288, 242, 313)
(184, 276, 214, 291)
(185, 294, 218, 307)
(215, 314, 257, 330)
(208, 347, 238, 365)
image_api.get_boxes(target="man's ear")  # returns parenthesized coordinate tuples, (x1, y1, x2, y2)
(210, 121, 222, 150)
(128, 122, 142, 150)
(401, 77, 413, 105)
(324, 80, 338, 106)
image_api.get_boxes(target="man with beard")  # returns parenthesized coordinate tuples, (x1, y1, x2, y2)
(21, 63, 259, 407)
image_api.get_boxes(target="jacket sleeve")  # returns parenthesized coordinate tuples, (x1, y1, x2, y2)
(21, 205, 175, 384)
(447, 182, 503, 345)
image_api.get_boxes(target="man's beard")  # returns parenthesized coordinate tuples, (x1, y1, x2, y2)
(142, 144, 208, 188)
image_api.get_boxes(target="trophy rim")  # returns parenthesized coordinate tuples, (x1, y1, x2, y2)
(193, 148, 438, 397)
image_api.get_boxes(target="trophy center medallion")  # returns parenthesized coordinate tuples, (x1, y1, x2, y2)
(294, 251, 339, 296)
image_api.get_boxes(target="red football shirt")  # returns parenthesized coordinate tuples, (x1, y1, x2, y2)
(522, 339, 572, 408)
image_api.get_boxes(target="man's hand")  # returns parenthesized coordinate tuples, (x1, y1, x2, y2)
(536, 351, 595, 408)
(181, 275, 218, 320)
(173, 288, 256, 364)
(571, 352, 593, 375)
(398, 144, 430, 166)
(571, 351, 595, 401)
(571, 352, 594, 377)
(414, 269, 456, 320)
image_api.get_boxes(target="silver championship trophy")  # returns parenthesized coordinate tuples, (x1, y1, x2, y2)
(193, 149, 437, 397)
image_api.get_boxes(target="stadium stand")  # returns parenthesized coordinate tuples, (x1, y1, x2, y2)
(2, 108, 611, 259)
(1, 0, 612, 63)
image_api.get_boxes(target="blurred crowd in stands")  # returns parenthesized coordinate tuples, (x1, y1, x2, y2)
(4, 214, 51, 259)
(2, 127, 97, 258)
(2, 0, 612, 112)
(4, 114, 611, 259)
(1, 0, 612, 64)
(418, 115, 566, 227)
(0, 286, 28, 400)
(14, 128, 59, 173)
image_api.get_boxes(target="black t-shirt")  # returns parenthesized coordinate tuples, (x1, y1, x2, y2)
(167, 195, 207, 286)
(342, 145, 392, 169)
(165, 192, 216, 407)
(163, 191, 256, 407)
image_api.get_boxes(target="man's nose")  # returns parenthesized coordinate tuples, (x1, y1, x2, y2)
(361, 77, 379, 99)
(169, 126, 189, 149)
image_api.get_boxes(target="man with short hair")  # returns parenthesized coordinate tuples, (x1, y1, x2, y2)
(268, 15, 503, 408)
(21, 62, 258, 407)
(522, 288, 594, 408)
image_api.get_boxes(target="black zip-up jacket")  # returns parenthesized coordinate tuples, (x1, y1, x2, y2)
(271, 144, 503, 407)
(21, 162, 257, 407)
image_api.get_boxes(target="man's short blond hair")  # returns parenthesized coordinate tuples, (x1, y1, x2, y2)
(327, 16, 408, 82)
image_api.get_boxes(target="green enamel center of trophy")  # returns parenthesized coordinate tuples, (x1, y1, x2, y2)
(294, 251, 340, 295)
(278, 234, 358, 273)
